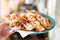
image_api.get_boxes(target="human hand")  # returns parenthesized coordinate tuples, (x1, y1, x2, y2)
(0, 22, 15, 40)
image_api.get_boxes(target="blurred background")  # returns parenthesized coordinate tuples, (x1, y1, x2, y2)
(0, 0, 60, 40)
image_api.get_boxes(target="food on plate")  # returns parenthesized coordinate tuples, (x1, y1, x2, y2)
(5, 10, 50, 32)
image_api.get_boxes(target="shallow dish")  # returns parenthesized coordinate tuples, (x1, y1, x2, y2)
(9, 13, 55, 34)
(31, 13, 55, 34)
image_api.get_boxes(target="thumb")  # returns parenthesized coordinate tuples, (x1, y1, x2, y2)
(0, 22, 8, 28)
(5, 29, 15, 39)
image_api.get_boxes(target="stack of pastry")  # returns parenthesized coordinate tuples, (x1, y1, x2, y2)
(5, 10, 50, 32)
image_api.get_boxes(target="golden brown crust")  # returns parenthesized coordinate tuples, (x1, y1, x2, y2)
(5, 10, 50, 32)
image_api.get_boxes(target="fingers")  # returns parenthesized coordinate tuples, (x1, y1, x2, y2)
(0, 22, 7, 31)
(0, 22, 9, 29)
(0, 22, 15, 40)
(7, 29, 15, 35)
(0, 22, 8, 26)
(0, 29, 15, 40)
(5, 29, 15, 38)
